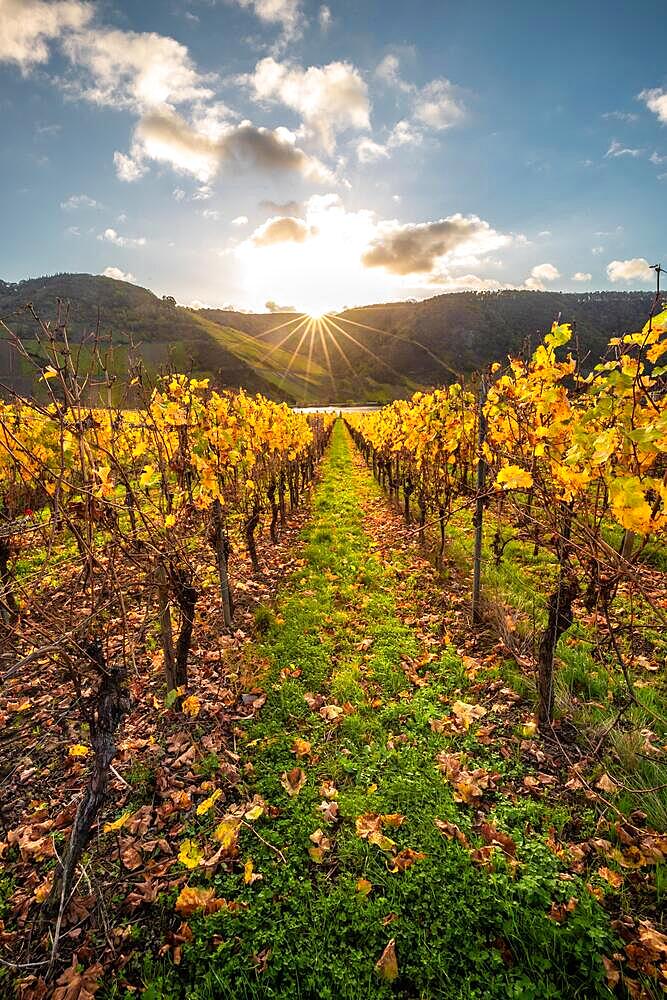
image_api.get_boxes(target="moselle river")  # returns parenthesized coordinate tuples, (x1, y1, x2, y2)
(293, 404, 381, 413)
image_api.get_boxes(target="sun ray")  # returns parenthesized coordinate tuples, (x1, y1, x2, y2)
(333, 313, 460, 378)
(316, 323, 337, 397)
(302, 320, 317, 402)
(251, 312, 310, 341)
(264, 314, 311, 357)
(324, 315, 409, 383)
(277, 318, 313, 392)
(319, 316, 356, 375)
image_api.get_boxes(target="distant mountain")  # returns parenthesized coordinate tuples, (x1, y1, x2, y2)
(0, 274, 658, 404)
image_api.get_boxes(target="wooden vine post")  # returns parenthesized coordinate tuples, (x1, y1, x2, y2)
(471, 376, 487, 625)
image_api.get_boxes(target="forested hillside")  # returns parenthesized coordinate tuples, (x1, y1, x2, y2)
(0, 276, 656, 403)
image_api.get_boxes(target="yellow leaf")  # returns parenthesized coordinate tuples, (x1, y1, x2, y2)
(68, 744, 90, 757)
(213, 817, 241, 851)
(292, 737, 312, 758)
(608, 477, 653, 534)
(196, 789, 222, 816)
(40, 367, 58, 380)
(103, 811, 133, 833)
(178, 839, 203, 869)
(356, 878, 373, 896)
(182, 694, 201, 718)
(244, 803, 264, 822)
(243, 858, 262, 884)
(451, 700, 487, 730)
(139, 464, 156, 488)
(175, 885, 226, 915)
(165, 513, 176, 529)
(495, 465, 533, 491)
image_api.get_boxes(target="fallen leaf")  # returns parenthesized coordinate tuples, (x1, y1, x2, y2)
(390, 848, 426, 872)
(292, 738, 312, 758)
(103, 811, 133, 833)
(356, 878, 372, 896)
(375, 939, 398, 982)
(196, 789, 222, 816)
(182, 695, 201, 718)
(213, 817, 241, 852)
(281, 768, 306, 797)
(68, 744, 90, 758)
(243, 858, 263, 885)
(175, 886, 227, 915)
(178, 839, 203, 869)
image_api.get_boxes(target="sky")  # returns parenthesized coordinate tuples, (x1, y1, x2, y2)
(0, 0, 665, 314)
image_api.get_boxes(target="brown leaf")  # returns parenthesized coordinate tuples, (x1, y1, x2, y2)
(280, 767, 306, 797)
(434, 818, 469, 847)
(478, 822, 517, 858)
(175, 886, 227, 916)
(389, 848, 426, 872)
(375, 938, 398, 982)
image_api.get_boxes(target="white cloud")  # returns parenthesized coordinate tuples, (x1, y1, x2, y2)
(387, 119, 422, 148)
(361, 214, 510, 276)
(531, 262, 560, 281)
(113, 151, 148, 182)
(60, 192, 98, 210)
(247, 56, 370, 153)
(235, 194, 509, 312)
(201, 208, 220, 220)
(592, 246, 604, 255)
(0, 0, 91, 70)
(355, 137, 389, 164)
(231, 215, 249, 225)
(117, 107, 334, 185)
(538, 230, 552, 237)
(376, 54, 411, 93)
(605, 139, 641, 158)
(101, 266, 136, 282)
(64, 225, 80, 237)
(650, 151, 666, 165)
(318, 5, 331, 30)
(572, 271, 592, 282)
(414, 78, 465, 130)
(61, 26, 214, 111)
(250, 215, 312, 246)
(173, 187, 186, 201)
(606, 258, 654, 283)
(524, 262, 560, 291)
(377, 54, 465, 135)
(233, 0, 303, 39)
(602, 111, 638, 123)
(639, 87, 667, 124)
(98, 227, 146, 248)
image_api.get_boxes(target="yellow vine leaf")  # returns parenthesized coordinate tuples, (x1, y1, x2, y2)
(495, 466, 533, 491)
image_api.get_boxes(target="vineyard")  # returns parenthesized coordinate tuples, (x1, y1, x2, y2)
(0, 306, 666, 999)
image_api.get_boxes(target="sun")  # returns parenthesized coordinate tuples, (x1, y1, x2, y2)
(305, 309, 328, 320)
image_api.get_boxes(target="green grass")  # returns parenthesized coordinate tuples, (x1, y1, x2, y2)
(103, 422, 623, 1000)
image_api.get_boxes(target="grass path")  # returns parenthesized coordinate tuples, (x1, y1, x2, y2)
(146, 422, 619, 1000)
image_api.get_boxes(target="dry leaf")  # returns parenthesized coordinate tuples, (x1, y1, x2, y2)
(375, 938, 398, 982)
(281, 767, 306, 797)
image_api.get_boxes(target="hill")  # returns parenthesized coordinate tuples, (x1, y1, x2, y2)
(0, 275, 657, 403)
(204, 291, 656, 388)
(0, 274, 342, 403)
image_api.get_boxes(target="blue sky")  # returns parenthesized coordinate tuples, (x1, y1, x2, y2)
(0, 0, 665, 312)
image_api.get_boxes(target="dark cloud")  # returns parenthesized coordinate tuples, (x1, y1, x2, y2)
(361, 214, 507, 275)
(251, 215, 313, 246)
